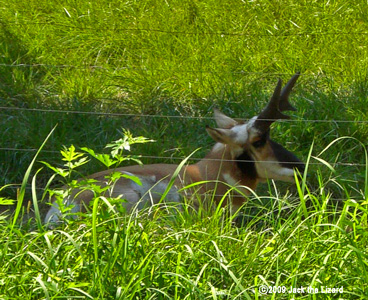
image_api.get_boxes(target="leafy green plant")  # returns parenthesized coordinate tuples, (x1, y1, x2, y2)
(41, 129, 153, 224)
(0, 185, 15, 206)
(82, 129, 154, 169)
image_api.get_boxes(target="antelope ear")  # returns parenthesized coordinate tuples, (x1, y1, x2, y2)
(213, 109, 238, 129)
(206, 126, 234, 144)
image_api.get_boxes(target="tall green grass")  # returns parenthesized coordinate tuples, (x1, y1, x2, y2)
(0, 140, 367, 298)
(0, 130, 367, 298)
(0, 1, 368, 298)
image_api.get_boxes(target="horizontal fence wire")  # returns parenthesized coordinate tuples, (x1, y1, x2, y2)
(0, 63, 330, 76)
(1, 185, 359, 203)
(1, 184, 361, 204)
(1, 106, 368, 123)
(0, 147, 365, 167)
(2, 19, 368, 37)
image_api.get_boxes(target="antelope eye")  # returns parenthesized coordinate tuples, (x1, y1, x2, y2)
(252, 139, 266, 148)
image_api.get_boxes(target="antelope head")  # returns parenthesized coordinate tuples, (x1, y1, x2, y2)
(206, 73, 304, 184)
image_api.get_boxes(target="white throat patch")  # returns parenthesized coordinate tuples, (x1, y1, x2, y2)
(231, 116, 260, 144)
(255, 160, 296, 183)
(223, 173, 239, 186)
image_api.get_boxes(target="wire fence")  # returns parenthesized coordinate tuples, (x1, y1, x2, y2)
(0, 18, 364, 34)
(1, 99, 367, 169)
(1, 21, 367, 205)
(1, 61, 367, 170)
(0, 62, 332, 76)
(0, 146, 366, 168)
(1, 184, 361, 203)
(3, 19, 368, 37)
(1, 106, 368, 123)
(2, 182, 362, 204)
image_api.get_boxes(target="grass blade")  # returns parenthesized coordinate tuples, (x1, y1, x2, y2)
(12, 125, 57, 229)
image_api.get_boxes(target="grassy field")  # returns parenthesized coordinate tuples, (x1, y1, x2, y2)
(1, 0, 368, 298)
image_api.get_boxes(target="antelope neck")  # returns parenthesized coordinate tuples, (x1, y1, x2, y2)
(194, 143, 257, 182)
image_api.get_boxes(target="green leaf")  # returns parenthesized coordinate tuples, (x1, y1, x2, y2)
(40, 161, 70, 177)
(106, 128, 154, 158)
(60, 145, 85, 162)
(121, 173, 142, 186)
(81, 147, 117, 168)
(0, 197, 15, 205)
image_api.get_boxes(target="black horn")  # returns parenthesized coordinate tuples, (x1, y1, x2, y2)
(254, 72, 300, 132)
(279, 72, 300, 111)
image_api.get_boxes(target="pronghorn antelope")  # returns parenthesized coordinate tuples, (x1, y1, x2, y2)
(45, 73, 305, 224)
